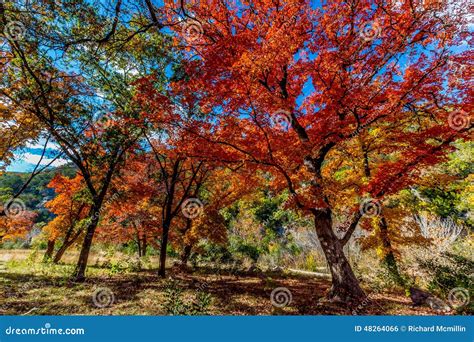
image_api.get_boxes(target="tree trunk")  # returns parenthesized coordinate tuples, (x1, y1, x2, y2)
(43, 239, 55, 262)
(313, 210, 366, 303)
(379, 215, 404, 285)
(179, 219, 193, 266)
(180, 244, 192, 265)
(72, 206, 100, 281)
(136, 233, 142, 258)
(53, 231, 81, 264)
(53, 240, 72, 263)
(53, 243, 68, 263)
(142, 234, 147, 257)
(158, 221, 170, 277)
(137, 240, 142, 258)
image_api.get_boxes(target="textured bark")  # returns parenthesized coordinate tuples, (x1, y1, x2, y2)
(158, 220, 170, 277)
(180, 244, 192, 265)
(43, 239, 55, 262)
(141, 234, 147, 257)
(53, 243, 69, 263)
(53, 230, 81, 263)
(72, 205, 101, 281)
(136, 237, 142, 258)
(314, 210, 366, 302)
(53, 240, 73, 263)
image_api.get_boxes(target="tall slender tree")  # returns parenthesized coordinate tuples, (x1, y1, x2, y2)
(1, 0, 175, 280)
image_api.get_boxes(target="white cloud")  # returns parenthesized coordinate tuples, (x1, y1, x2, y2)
(25, 137, 60, 150)
(19, 153, 69, 168)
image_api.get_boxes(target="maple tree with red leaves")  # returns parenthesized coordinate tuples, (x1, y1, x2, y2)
(0, 206, 36, 243)
(143, 0, 473, 301)
(97, 157, 161, 258)
(1, 0, 472, 311)
(43, 174, 90, 263)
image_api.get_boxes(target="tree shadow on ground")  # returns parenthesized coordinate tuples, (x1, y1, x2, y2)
(0, 266, 447, 315)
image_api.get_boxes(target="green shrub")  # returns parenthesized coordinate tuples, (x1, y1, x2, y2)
(419, 252, 473, 294)
(108, 260, 127, 274)
(418, 252, 473, 313)
(197, 242, 233, 263)
(304, 254, 319, 272)
(1, 239, 29, 250)
(126, 258, 142, 272)
(162, 279, 212, 315)
(162, 279, 187, 315)
(189, 291, 212, 315)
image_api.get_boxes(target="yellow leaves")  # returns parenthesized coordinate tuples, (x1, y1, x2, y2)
(268, 242, 279, 254)
(42, 174, 88, 241)
(187, 207, 227, 245)
(0, 106, 42, 167)
(46, 174, 86, 215)
(458, 174, 474, 216)
(375, 245, 385, 259)
(43, 216, 64, 240)
(369, 127, 381, 137)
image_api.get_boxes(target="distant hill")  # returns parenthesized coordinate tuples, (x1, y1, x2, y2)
(0, 164, 77, 224)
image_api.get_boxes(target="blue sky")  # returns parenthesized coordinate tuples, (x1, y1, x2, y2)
(6, 139, 68, 173)
(5, 0, 469, 173)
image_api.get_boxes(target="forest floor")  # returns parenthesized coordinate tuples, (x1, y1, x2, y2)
(0, 249, 451, 316)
